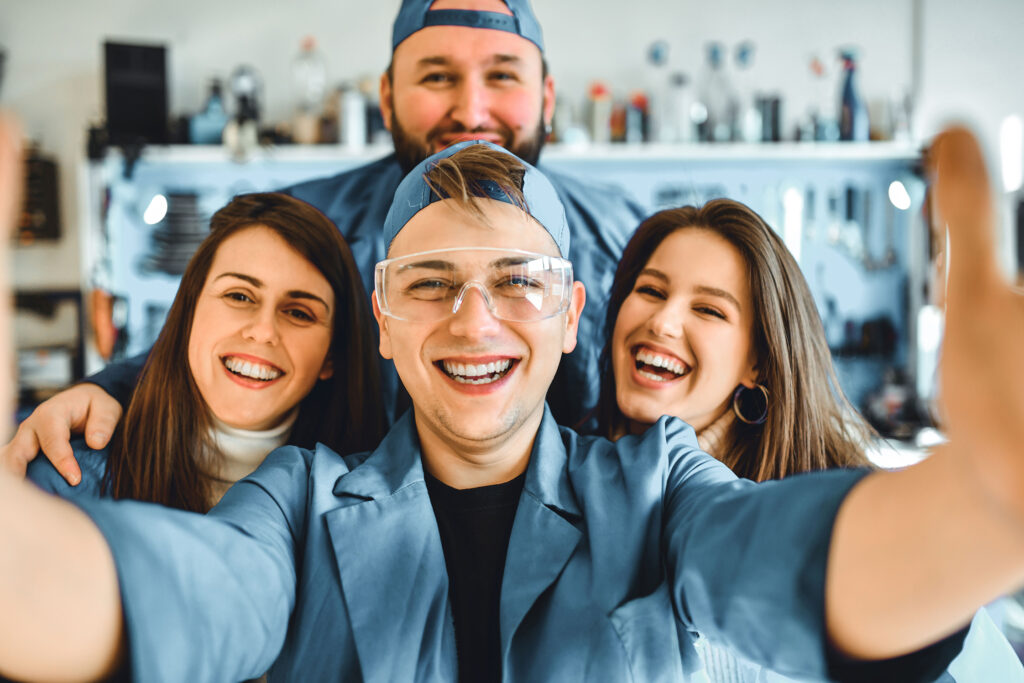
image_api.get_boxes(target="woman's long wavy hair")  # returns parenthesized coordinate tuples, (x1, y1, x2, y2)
(596, 199, 873, 481)
(104, 192, 385, 511)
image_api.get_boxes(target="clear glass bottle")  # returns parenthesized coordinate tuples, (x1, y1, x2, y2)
(664, 72, 694, 143)
(292, 36, 327, 144)
(644, 40, 669, 144)
(696, 42, 737, 143)
(733, 41, 762, 143)
(808, 56, 840, 141)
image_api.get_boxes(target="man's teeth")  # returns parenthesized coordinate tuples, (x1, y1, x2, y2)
(442, 359, 513, 385)
(223, 357, 282, 381)
(635, 349, 687, 377)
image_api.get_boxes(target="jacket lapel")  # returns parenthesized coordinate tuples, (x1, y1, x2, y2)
(324, 412, 456, 683)
(500, 407, 583, 657)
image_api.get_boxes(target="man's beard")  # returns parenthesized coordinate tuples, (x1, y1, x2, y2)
(390, 112, 547, 174)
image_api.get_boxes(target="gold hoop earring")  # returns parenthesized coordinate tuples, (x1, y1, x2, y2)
(733, 384, 769, 425)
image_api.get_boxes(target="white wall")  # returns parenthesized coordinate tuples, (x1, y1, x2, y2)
(3, 0, 1022, 289)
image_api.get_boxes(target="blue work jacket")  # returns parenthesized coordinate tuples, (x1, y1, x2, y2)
(29, 430, 1019, 681)
(71, 407, 977, 682)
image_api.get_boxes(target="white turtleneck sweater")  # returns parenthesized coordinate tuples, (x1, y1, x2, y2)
(206, 409, 297, 505)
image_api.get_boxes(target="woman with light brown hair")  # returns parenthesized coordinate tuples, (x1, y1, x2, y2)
(597, 197, 1020, 680)
(597, 199, 873, 481)
(29, 192, 385, 511)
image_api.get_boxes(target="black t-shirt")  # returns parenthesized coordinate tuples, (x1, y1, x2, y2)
(423, 468, 967, 683)
(425, 470, 525, 683)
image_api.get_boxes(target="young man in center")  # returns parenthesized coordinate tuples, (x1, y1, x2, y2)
(4, 136, 1024, 682)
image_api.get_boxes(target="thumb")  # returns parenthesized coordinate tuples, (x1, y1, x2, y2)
(930, 126, 1001, 305)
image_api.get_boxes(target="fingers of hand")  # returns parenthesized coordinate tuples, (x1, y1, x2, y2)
(929, 126, 1000, 297)
(34, 415, 81, 486)
(83, 397, 122, 450)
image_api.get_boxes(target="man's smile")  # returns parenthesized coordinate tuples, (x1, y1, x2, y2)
(434, 354, 520, 392)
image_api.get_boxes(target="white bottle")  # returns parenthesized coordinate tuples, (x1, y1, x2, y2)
(733, 41, 762, 143)
(644, 40, 670, 144)
(340, 83, 366, 151)
(662, 72, 694, 144)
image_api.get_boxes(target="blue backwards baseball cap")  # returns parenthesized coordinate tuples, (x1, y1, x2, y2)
(392, 0, 544, 53)
(383, 140, 569, 256)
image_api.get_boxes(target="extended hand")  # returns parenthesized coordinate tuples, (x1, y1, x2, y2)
(931, 126, 1024, 524)
(0, 383, 123, 484)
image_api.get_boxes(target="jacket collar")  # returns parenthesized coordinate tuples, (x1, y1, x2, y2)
(332, 405, 582, 517)
(520, 404, 582, 520)
(327, 405, 584, 677)
(500, 405, 583, 657)
(332, 410, 425, 501)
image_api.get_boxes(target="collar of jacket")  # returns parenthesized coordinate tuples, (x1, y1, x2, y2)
(332, 404, 582, 521)
(326, 404, 583, 681)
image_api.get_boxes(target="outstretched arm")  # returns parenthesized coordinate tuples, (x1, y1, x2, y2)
(826, 127, 1024, 658)
(0, 468, 124, 681)
(0, 445, 309, 681)
(0, 113, 22, 443)
(0, 113, 124, 681)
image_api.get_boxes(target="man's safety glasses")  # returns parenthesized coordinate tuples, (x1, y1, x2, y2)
(374, 248, 574, 323)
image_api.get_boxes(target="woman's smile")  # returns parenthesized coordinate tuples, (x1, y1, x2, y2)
(631, 344, 691, 384)
(220, 354, 285, 386)
(612, 228, 758, 433)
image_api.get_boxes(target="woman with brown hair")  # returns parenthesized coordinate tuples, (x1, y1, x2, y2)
(598, 199, 872, 481)
(29, 192, 385, 512)
(597, 198, 1020, 680)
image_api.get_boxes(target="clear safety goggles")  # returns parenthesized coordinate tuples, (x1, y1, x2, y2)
(374, 247, 574, 323)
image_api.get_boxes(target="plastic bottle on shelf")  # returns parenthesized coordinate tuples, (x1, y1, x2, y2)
(586, 81, 613, 145)
(695, 42, 737, 143)
(655, 72, 693, 143)
(807, 55, 840, 141)
(625, 92, 648, 143)
(733, 41, 762, 143)
(664, 72, 695, 143)
(644, 40, 669, 144)
(223, 65, 261, 160)
(319, 86, 341, 144)
(340, 82, 367, 151)
(189, 78, 228, 145)
(292, 36, 327, 144)
(838, 49, 869, 142)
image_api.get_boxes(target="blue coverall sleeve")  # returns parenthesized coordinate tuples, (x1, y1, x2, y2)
(83, 350, 149, 408)
(660, 440, 864, 680)
(71, 446, 313, 683)
(658, 424, 971, 682)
